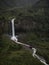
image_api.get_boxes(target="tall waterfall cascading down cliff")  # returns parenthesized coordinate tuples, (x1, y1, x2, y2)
(11, 18, 18, 42)
(11, 18, 48, 65)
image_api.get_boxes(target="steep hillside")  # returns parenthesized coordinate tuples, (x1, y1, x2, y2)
(0, 0, 39, 9)
(0, 35, 44, 65)
(34, 0, 49, 7)
(0, 0, 49, 65)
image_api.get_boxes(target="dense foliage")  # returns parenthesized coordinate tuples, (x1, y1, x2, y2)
(0, 35, 44, 65)
(0, 0, 49, 65)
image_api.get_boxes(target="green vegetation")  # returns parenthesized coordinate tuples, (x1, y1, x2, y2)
(18, 33, 49, 64)
(0, 0, 49, 65)
(0, 35, 44, 65)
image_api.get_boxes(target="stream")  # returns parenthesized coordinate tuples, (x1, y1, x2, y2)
(11, 18, 49, 65)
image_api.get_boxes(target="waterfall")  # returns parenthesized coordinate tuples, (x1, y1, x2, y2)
(11, 18, 18, 42)
(11, 18, 48, 65)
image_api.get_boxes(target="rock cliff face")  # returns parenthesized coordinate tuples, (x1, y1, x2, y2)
(0, 0, 49, 37)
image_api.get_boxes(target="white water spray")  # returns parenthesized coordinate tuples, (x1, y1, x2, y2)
(11, 18, 18, 42)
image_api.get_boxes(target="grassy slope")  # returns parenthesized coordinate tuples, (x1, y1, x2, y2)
(0, 0, 49, 65)
(0, 35, 44, 65)
(18, 33, 49, 64)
